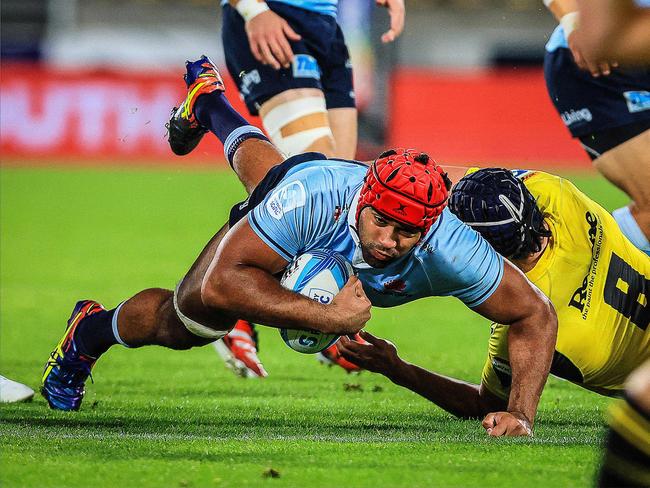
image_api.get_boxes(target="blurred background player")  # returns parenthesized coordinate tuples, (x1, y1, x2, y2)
(338, 168, 649, 422)
(542, 0, 650, 256)
(0, 374, 34, 403)
(219, 0, 404, 160)
(210, 0, 405, 378)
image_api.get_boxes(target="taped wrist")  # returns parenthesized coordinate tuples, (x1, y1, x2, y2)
(235, 0, 270, 22)
(560, 11, 579, 39)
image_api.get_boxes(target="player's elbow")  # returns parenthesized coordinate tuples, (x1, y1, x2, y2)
(535, 294, 558, 340)
(516, 291, 558, 343)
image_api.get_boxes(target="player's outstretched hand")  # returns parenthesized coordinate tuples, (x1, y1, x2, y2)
(568, 30, 617, 77)
(246, 10, 302, 70)
(482, 411, 532, 437)
(337, 331, 398, 374)
(328, 276, 371, 334)
(376, 0, 405, 43)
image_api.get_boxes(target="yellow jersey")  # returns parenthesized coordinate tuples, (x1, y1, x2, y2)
(481, 170, 650, 399)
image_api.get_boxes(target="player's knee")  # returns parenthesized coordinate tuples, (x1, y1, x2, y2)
(261, 95, 335, 157)
(161, 288, 227, 350)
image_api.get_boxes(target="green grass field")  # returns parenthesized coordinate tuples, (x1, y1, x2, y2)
(0, 166, 629, 487)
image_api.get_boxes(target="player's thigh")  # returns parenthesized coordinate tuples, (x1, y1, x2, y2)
(221, 3, 336, 118)
(259, 88, 336, 157)
(175, 223, 236, 334)
(328, 107, 358, 159)
(594, 129, 650, 204)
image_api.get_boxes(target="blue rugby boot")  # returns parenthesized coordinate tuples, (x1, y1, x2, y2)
(41, 300, 105, 411)
(167, 55, 225, 155)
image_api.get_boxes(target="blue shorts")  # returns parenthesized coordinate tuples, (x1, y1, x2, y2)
(222, 2, 355, 116)
(544, 48, 650, 138)
(229, 152, 327, 227)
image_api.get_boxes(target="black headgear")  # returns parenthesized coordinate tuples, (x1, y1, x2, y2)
(448, 169, 551, 260)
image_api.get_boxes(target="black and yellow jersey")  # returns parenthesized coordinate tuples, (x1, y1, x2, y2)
(481, 170, 650, 399)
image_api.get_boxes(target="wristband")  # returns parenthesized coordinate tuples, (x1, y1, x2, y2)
(235, 0, 270, 22)
(560, 11, 579, 39)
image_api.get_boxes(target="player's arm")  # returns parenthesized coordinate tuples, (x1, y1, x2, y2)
(576, 0, 650, 65)
(228, 0, 301, 69)
(543, 0, 616, 76)
(472, 261, 557, 436)
(202, 217, 371, 335)
(338, 331, 507, 418)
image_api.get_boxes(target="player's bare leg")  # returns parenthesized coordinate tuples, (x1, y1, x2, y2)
(327, 107, 358, 159)
(594, 130, 650, 253)
(120, 223, 236, 349)
(229, 139, 285, 194)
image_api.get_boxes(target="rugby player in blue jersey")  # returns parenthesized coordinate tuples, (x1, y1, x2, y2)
(42, 57, 557, 436)
(209, 0, 404, 162)
(174, 0, 406, 375)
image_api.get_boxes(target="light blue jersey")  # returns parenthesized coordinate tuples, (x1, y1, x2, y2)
(249, 159, 504, 308)
(222, 0, 338, 17)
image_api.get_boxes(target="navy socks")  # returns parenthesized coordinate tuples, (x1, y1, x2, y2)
(74, 308, 119, 358)
(193, 92, 269, 166)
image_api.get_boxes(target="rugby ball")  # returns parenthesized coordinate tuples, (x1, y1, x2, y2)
(279, 249, 353, 353)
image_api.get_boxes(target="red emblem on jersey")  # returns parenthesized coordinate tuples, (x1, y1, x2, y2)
(333, 205, 342, 222)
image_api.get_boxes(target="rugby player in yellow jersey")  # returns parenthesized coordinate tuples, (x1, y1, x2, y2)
(338, 168, 649, 435)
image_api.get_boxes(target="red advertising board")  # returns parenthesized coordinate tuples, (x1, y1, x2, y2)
(1, 63, 260, 165)
(388, 68, 590, 168)
(2, 64, 590, 167)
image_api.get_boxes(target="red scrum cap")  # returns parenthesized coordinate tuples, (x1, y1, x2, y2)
(356, 149, 451, 235)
